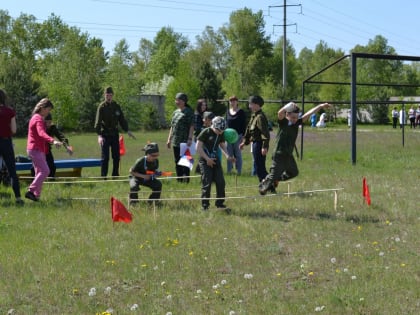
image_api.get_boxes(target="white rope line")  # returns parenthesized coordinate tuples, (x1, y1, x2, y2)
(41, 175, 202, 184)
(283, 188, 343, 195)
(129, 188, 343, 202)
(64, 187, 343, 210)
(19, 174, 202, 181)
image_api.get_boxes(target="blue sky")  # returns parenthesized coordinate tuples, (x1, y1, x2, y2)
(5, 0, 420, 56)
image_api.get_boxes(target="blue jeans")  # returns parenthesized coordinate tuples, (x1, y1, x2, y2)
(226, 135, 243, 175)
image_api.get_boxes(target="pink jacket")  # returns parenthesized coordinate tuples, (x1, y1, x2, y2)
(27, 113, 54, 154)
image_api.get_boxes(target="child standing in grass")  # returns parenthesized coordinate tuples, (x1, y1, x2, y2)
(30, 113, 73, 178)
(129, 143, 162, 206)
(239, 95, 270, 182)
(196, 116, 235, 211)
(26, 99, 63, 202)
(259, 102, 331, 195)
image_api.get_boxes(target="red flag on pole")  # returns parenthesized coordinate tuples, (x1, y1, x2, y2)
(119, 135, 126, 156)
(364, 184, 371, 206)
(362, 177, 366, 197)
(111, 197, 132, 223)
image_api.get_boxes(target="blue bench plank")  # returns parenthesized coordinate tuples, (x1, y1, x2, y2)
(16, 158, 101, 171)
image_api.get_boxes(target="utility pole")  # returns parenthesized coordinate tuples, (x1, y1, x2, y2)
(270, 1, 301, 91)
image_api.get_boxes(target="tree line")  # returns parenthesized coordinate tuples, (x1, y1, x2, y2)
(1, 8, 419, 135)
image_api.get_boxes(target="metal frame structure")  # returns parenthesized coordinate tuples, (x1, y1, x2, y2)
(302, 52, 420, 164)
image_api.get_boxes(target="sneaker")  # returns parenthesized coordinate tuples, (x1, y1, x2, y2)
(259, 179, 274, 195)
(15, 198, 24, 206)
(25, 191, 39, 202)
(216, 204, 231, 214)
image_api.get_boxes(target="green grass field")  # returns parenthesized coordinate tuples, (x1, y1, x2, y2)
(1, 125, 420, 314)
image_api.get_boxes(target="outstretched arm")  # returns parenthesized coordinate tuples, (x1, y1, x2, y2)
(301, 103, 331, 122)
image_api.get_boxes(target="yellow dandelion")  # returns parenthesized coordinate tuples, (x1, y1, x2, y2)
(335, 269, 340, 273)
(141, 263, 148, 268)
(372, 241, 378, 246)
(276, 273, 282, 277)
(357, 226, 362, 231)
(400, 263, 406, 267)
(308, 271, 314, 276)
(189, 250, 194, 256)
(72, 288, 79, 295)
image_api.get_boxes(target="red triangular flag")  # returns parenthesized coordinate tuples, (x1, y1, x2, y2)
(119, 135, 126, 156)
(365, 184, 371, 206)
(362, 177, 366, 197)
(111, 197, 132, 223)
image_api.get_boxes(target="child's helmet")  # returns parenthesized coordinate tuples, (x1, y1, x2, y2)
(211, 116, 226, 131)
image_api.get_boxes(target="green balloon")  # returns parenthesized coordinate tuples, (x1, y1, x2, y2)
(224, 128, 239, 144)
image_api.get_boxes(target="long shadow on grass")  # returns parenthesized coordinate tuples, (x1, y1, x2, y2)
(238, 208, 380, 224)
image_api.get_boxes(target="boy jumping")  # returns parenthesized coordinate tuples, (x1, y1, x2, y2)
(259, 102, 331, 195)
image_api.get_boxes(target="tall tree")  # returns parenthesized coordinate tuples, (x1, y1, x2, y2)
(38, 16, 106, 130)
(105, 39, 143, 129)
(145, 27, 189, 82)
(221, 8, 273, 97)
(0, 11, 41, 133)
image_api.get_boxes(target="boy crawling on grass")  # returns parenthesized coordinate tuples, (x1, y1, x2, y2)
(129, 143, 162, 206)
(259, 102, 331, 195)
(196, 116, 235, 212)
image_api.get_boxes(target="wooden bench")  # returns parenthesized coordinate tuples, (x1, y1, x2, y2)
(16, 158, 102, 178)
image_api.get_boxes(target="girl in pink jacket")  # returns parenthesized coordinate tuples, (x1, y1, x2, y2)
(26, 98, 62, 201)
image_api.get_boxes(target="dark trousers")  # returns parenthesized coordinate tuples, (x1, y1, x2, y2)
(129, 177, 162, 201)
(173, 146, 190, 183)
(0, 138, 21, 198)
(199, 159, 225, 208)
(252, 141, 268, 182)
(392, 117, 398, 128)
(266, 152, 299, 184)
(101, 135, 120, 177)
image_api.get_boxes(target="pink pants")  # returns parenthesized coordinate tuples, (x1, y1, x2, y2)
(27, 149, 49, 198)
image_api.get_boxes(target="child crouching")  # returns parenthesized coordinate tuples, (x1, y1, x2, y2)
(129, 143, 162, 206)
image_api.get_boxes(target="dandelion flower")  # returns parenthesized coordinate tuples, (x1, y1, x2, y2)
(379, 251, 384, 256)
(351, 275, 357, 280)
(88, 288, 97, 297)
(315, 305, 325, 312)
(229, 311, 236, 315)
(213, 284, 220, 289)
(244, 273, 253, 279)
(330, 257, 336, 264)
(104, 286, 112, 294)
(130, 304, 139, 311)
(221, 279, 227, 285)
(196, 289, 202, 294)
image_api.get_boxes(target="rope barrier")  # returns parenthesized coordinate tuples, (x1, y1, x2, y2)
(62, 187, 343, 211)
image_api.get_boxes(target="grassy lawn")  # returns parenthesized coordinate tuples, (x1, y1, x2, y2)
(1, 124, 420, 314)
